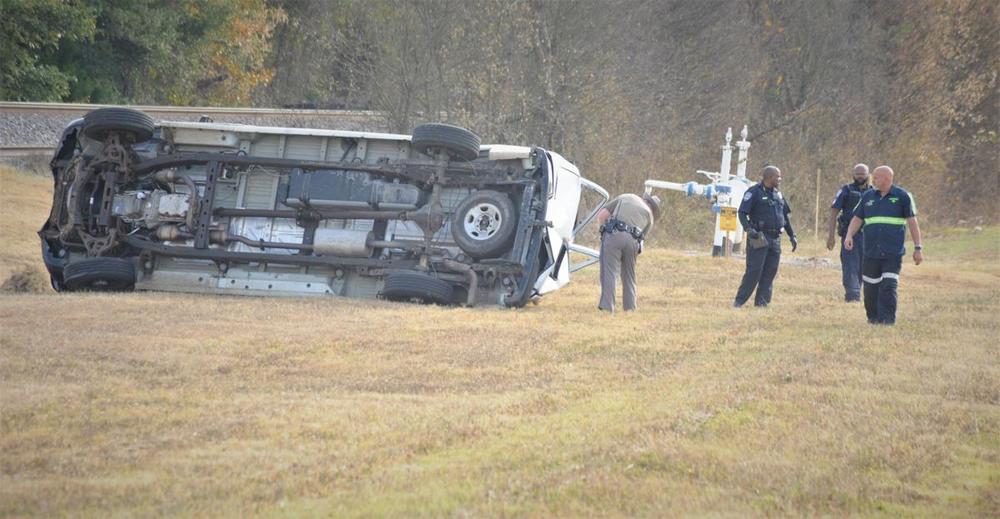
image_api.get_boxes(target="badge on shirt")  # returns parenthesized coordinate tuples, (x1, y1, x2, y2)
(889, 197, 899, 204)
(866, 200, 875, 207)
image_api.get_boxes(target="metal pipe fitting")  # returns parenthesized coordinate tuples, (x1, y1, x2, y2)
(442, 259, 477, 307)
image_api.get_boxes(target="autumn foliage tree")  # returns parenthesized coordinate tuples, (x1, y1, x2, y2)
(2, 0, 995, 230)
(0, 0, 96, 101)
(0, 0, 284, 106)
(173, 0, 286, 105)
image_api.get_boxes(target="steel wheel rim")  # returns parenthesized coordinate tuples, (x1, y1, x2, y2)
(463, 203, 503, 240)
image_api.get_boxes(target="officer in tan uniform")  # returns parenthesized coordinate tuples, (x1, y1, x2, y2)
(596, 193, 660, 312)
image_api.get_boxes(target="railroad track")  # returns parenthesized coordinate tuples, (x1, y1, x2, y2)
(1, 102, 388, 158)
(0, 145, 56, 157)
(0, 101, 381, 119)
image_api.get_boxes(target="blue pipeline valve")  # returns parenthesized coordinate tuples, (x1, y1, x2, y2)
(685, 182, 697, 197)
(711, 203, 722, 213)
(704, 184, 715, 200)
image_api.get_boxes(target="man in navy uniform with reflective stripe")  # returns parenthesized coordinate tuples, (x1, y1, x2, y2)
(733, 165, 798, 308)
(844, 165, 923, 325)
(826, 163, 872, 302)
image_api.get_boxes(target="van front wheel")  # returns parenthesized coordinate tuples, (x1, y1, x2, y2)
(82, 107, 155, 143)
(62, 258, 136, 292)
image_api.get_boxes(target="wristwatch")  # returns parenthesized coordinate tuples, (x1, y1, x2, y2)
(914, 245, 923, 251)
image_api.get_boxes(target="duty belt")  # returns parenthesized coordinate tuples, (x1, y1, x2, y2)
(600, 218, 645, 241)
(761, 229, 782, 238)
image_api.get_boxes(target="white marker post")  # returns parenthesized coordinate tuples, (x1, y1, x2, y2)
(644, 126, 754, 256)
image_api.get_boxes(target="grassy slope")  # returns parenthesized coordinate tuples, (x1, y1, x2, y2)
(1, 166, 997, 517)
(0, 167, 53, 287)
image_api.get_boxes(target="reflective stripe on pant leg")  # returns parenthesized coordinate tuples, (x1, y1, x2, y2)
(878, 275, 898, 324)
(862, 257, 881, 322)
(877, 256, 903, 324)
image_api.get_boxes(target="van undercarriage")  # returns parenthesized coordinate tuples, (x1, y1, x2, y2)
(39, 108, 604, 307)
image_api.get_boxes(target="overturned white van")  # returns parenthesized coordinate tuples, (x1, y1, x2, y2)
(38, 108, 607, 306)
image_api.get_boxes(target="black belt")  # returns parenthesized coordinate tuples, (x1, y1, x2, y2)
(761, 229, 782, 238)
(601, 218, 644, 241)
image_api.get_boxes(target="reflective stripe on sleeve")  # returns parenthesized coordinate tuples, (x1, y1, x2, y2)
(864, 216, 907, 226)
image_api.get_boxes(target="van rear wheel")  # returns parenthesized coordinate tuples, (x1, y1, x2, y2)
(411, 123, 481, 162)
(451, 190, 517, 259)
(381, 271, 454, 305)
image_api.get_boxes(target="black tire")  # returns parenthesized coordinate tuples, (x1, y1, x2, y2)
(411, 123, 481, 162)
(82, 107, 155, 143)
(451, 190, 517, 259)
(381, 271, 454, 305)
(63, 258, 136, 292)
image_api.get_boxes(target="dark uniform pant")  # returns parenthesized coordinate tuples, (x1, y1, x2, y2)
(734, 234, 781, 307)
(840, 233, 864, 301)
(599, 231, 639, 312)
(862, 255, 902, 324)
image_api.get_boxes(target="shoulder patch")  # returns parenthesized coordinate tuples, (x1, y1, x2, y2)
(743, 192, 753, 202)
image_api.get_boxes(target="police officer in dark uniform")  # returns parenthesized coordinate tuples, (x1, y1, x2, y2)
(826, 163, 872, 302)
(844, 165, 923, 325)
(733, 165, 798, 308)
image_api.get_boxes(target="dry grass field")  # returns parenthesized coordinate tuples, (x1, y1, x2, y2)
(1, 165, 998, 517)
